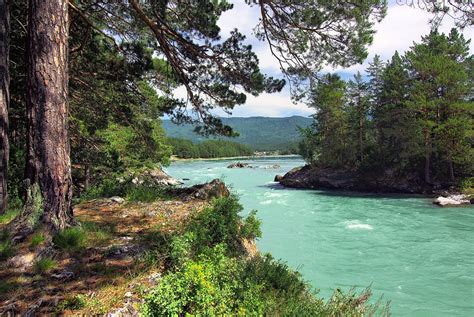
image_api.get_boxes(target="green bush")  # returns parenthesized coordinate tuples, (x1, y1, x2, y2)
(34, 257, 56, 274)
(241, 210, 262, 240)
(53, 227, 86, 252)
(188, 195, 260, 255)
(142, 244, 265, 316)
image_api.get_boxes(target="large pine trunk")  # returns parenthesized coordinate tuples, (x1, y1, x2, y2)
(25, 0, 73, 232)
(0, 0, 10, 215)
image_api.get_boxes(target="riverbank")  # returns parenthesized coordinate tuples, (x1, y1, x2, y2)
(0, 177, 383, 316)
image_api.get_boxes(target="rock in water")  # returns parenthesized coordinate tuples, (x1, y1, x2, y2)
(433, 195, 471, 207)
(227, 162, 252, 169)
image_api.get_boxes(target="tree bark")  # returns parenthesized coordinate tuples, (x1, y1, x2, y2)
(26, 0, 73, 232)
(447, 158, 455, 183)
(424, 130, 431, 185)
(0, 0, 10, 215)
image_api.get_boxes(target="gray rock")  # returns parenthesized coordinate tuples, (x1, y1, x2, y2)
(110, 196, 125, 204)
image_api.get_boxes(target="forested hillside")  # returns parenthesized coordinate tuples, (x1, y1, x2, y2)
(163, 116, 312, 151)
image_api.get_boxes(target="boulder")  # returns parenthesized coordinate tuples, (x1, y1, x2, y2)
(110, 196, 125, 204)
(433, 195, 471, 207)
(129, 168, 182, 187)
(170, 179, 230, 201)
(274, 175, 283, 182)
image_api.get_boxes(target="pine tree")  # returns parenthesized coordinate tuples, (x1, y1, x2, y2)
(406, 29, 473, 184)
(347, 71, 370, 164)
(0, 0, 9, 214)
(309, 74, 350, 168)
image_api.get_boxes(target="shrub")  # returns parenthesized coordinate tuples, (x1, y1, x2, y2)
(142, 244, 265, 316)
(241, 210, 262, 240)
(34, 257, 56, 274)
(53, 227, 86, 252)
(189, 195, 260, 255)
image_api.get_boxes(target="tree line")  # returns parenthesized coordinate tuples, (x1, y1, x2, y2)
(168, 138, 253, 159)
(299, 29, 473, 187)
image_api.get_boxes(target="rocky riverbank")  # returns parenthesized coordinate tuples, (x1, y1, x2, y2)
(276, 165, 474, 206)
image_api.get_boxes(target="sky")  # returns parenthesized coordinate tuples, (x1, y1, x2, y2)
(172, 0, 473, 118)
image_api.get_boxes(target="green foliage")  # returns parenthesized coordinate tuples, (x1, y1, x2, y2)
(241, 210, 262, 240)
(168, 138, 254, 159)
(0, 240, 13, 261)
(0, 208, 20, 225)
(126, 185, 169, 203)
(187, 196, 261, 255)
(142, 244, 263, 316)
(53, 228, 86, 252)
(30, 233, 45, 248)
(33, 257, 56, 274)
(57, 295, 87, 311)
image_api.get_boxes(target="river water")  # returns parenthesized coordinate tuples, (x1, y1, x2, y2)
(165, 156, 474, 316)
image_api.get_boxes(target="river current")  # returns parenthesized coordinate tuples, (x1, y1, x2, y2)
(165, 156, 474, 316)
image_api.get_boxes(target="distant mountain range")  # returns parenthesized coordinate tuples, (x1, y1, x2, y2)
(162, 116, 313, 151)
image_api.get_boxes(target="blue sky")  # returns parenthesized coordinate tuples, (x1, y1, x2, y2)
(172, 0, 473, 118)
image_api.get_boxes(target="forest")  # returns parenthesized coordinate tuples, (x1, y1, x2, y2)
(167, 138, 254, 159)
(0, 0, 471, 315)
(299, 29, 473, 189)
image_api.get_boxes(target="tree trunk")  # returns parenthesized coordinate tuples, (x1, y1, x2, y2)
(25, 0, 73, 232)
(424, 130, 431, 185)
(84, 164, 90, 192)
(0, 0, 10, 215)
(447, 158, 455, 184)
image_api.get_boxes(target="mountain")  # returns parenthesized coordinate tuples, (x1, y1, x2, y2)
(162, 116, 313, 151)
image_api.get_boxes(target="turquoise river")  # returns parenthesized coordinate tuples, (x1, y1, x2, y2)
(165, 156, 474, 316)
